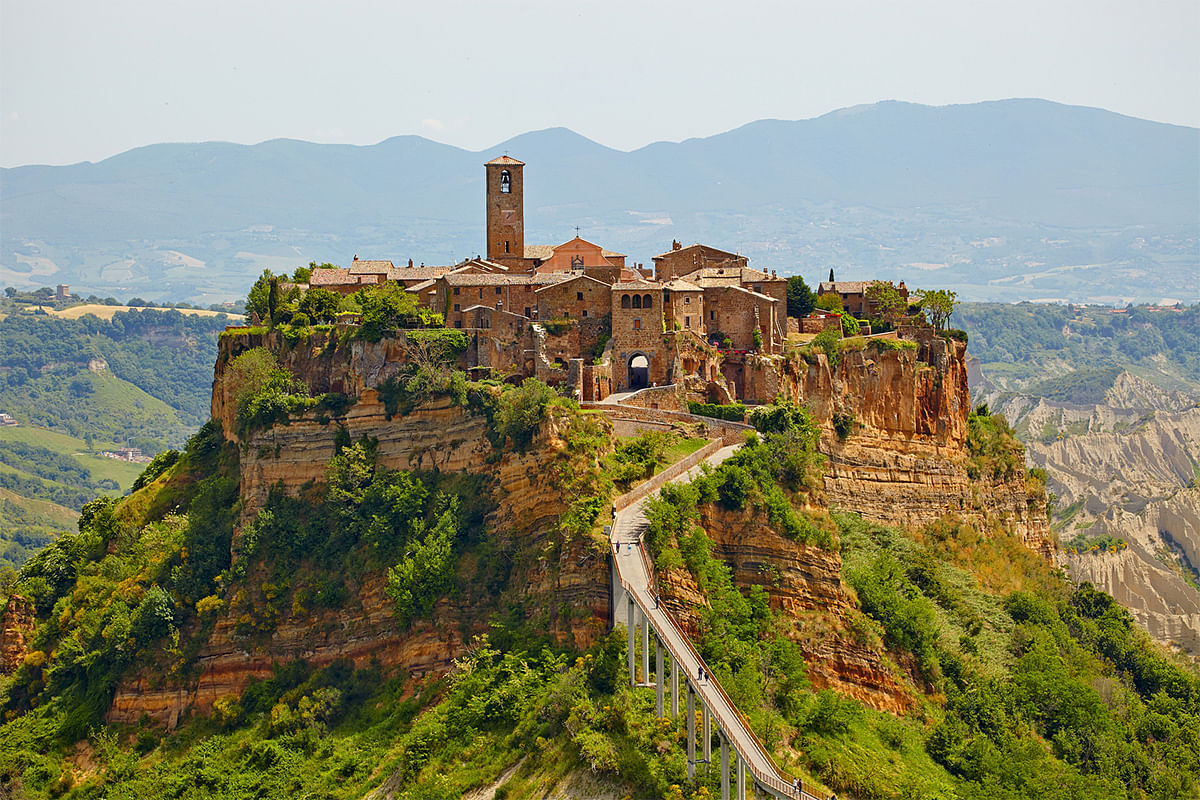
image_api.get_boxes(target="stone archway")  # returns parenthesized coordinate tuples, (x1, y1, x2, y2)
(627, 352, 650, 390)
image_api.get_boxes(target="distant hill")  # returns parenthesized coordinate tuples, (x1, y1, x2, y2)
(0, 306, 233, 568)
(1, 99, 1196, 305)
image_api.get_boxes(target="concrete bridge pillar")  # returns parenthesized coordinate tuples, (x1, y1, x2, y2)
(702, 703, 711, 768)
(626, 593, 636, 686)
(736, 754, 745, 799)
(655, 635, 665, 717)
(670, 654, 679, 717)
(686, 682, 696, 780)
(641, 612, 650, 684)
(720, 731, 730, 800)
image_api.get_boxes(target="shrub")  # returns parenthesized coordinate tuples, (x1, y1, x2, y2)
(841, 314, 860, 337)
(131, 450, 180, 492)
(688, 401, 747, 422)
(493, 379, 558, 450)
(811, 327, 841, 366)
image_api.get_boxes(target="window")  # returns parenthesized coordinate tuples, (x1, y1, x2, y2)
(577, 291, 584, 301)
(632, 295, 642, 309)
(582, 309, 588, 317)
(524, 307, 532, 317)
(663, 290, 671, 301)
(496, 287, 502, 294)
(453, 287, 460, 295)
(684, 296, 691, 304)
(685, 316, 691, 328)
(710, 310, 715, 321)
(500, 169, 511, 193)
(643, 294, 653, 309)
(754, 285, 762, 293)
(504, 240, 510, 254)
(621, 294, 631, 309)
(633, 318, 641, 330)
(453, 303, 460, 312)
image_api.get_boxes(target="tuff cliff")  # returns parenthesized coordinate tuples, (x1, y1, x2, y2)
(107, 330, 612, 726)
(107, 324, 1049, 726)
(776, 336, 1051, 555)
(657, 503, 911, 714)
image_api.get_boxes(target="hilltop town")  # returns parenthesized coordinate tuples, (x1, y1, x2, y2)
(301, 156, 934, 405)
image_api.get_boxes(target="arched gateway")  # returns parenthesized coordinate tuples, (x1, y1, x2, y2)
(627, 353, 650, 390)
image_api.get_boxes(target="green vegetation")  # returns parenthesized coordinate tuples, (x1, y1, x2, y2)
(1026, 366, 1124, 406)
(687, 401, 746, 422)
(607, 431, 706, 492)
(786, 276, 816, 318)
(958, 303, 1200, 394)
(1063, 532, 1128, 555)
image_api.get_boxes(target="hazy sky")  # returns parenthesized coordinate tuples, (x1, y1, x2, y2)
(2, 0, 1197, 167)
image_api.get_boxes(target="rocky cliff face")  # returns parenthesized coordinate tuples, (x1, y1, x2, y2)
(658, 504, 911, 714)
(0, 595, 33, 674)
(777, 338, 1051, 555)
(108, 332, 612, 726)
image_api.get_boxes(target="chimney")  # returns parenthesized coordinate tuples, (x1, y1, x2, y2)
(353, 255, 358, 262)
(408, 258, 414, 268)
(672, 240, 681, 251)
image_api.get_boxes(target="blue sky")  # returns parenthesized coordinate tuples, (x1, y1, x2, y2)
(2, 0, 1197, 167)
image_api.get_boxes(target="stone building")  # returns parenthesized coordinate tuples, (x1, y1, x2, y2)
(817, 279, 909, 319)
(301, 155, 845, 402)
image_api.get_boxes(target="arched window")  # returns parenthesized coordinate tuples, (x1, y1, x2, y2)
(632, 295, 642, 309)
(500, 170, 511, 194)
(643, 294, 653, 309)
(621, 294, 631, 309)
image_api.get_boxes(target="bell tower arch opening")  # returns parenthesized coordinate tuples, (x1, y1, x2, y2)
(485, 156, 525, 263)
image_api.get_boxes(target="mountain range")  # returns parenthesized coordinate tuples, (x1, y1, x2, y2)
(1, 99, 1196, 305)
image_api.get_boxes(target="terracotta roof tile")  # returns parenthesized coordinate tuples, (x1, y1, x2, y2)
(443, 272, 572, 287)
(348, 259, 395, 274)
(309, 268, 354, 286)
(486, 155, 525, 165)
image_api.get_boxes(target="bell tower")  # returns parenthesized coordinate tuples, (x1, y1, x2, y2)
(485, 155, 524, 263)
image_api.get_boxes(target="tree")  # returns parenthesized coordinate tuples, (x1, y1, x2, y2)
(298, 288, 340, 324)
(816, 292, 843, 313)
(786, 276, 815, 318)
(4, 287, 15, 298)
(865, 281, 905, 327)
(246, 269, 273, 323)
(828, 268, 835, 283)
(916, 288, 958, 330)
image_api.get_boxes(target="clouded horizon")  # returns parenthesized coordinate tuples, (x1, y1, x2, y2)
(2, 0, 1197, 168)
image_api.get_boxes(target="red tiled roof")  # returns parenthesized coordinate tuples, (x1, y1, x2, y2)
(442, 272, 571, 287)
(348, 259, 395, 274)
(309, 268, 354, 286)
(486, 155, 525, 165)
(386, 265, 455, 281)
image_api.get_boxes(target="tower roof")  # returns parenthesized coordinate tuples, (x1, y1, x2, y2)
(485, 155, 524, 166)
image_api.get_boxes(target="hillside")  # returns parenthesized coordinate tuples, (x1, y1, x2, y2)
(963, 303, 1200, 657)
(0, 316, 1197, 799)
(0, 306, 233, 571)
(2, 99, 1196, 305)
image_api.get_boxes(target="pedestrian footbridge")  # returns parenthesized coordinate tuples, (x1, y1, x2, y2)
(609, 443, 828, 800)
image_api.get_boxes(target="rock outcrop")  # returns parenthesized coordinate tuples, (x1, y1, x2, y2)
(0, 594, 34, 673)
(778, 337, 1051, 554)
(109, 330, 613, 725)
(658, 504, 911, 714)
